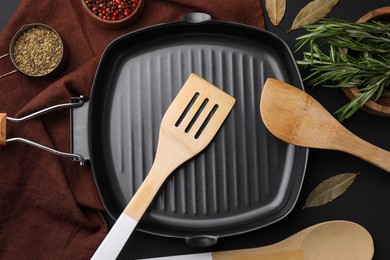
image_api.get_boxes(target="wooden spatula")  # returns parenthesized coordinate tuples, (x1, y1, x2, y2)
(260, 78, 390, 173)
(143, 221, 374, 259)
(92, 73, 235, 259)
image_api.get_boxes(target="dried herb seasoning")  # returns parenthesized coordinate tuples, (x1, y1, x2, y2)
(265, 0, 286, 26)
(289, 0, 339, 31)
(303, 173, 359, 209)
(12, 25, 63, 77)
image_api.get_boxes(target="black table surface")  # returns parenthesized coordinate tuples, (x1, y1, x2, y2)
(2, 1, 390, 259)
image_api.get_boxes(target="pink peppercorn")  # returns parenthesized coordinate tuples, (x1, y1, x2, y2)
(85, 0, 139, 20)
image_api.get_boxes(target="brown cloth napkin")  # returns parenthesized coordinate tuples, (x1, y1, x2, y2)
(0, 0, 264, 259)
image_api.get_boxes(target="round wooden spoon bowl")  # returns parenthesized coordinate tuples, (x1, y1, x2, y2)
(213, 221, 374, 260)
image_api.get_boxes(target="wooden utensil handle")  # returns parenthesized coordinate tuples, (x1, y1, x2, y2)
(92, 150, 176, 260)
(0, 113, 6, 146)
(336, 129, 390, 173)
(213, 249, 304, 259)
(124, 137, 191, 220)
(124, 158, 173, 221)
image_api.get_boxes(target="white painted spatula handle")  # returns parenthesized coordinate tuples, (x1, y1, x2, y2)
(91, 162, 169, 259)
(91, 213, 138, 259)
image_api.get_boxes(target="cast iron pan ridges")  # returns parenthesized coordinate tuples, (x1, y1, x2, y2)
(87, 13, 308, 247)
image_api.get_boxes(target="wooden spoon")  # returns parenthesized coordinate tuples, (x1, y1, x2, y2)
(92, 73, 236, 259)
(144, 221, 374, 259)
(260, 78, 390, 173)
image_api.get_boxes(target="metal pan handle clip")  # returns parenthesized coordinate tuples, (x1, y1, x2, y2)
(0, 96, 86, 165)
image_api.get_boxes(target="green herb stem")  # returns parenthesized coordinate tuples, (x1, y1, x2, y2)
(295, 18, 390, 121)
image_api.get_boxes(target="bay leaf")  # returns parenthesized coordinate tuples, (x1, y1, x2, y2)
(265, 0, 286, 26)
(289, 0, 339, 31)
(303, 173, 359, 209)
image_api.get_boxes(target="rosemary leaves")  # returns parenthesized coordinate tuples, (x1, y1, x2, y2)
(295, 18, 390, 121)
(12, 25, 63, 77)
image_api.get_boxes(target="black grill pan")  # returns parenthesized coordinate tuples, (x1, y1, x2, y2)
(75, 13, 308, 247)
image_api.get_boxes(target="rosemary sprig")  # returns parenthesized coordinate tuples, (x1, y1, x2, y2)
(295, 18, 390, 121)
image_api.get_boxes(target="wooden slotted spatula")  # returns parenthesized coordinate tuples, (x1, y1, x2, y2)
(260, 78, 390, 172)
(92, 73, 235, 259)
(142, 220, 374, 259)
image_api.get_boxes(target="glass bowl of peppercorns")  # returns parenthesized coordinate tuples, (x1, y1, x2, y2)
(81, 0, 145, 29)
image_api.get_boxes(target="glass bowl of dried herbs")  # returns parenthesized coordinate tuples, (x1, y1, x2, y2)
(81, 0, 145, 29)
(296, 6, 390, 121)
(9, 24, 66, 78)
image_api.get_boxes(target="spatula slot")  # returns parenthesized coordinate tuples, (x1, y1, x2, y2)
(175, 92, 199, 127)
(194, 104, 219, 139)
(185, 98, 209, 133)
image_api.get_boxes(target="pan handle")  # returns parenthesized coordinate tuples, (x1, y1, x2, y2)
(185, 236, 218, 247)
(0, 53, 18, 79)
(1, 96, 86, 165)
(6, 137, 84, 163)
(0, 113, 6, 145)
(180, 12, 211, 23)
